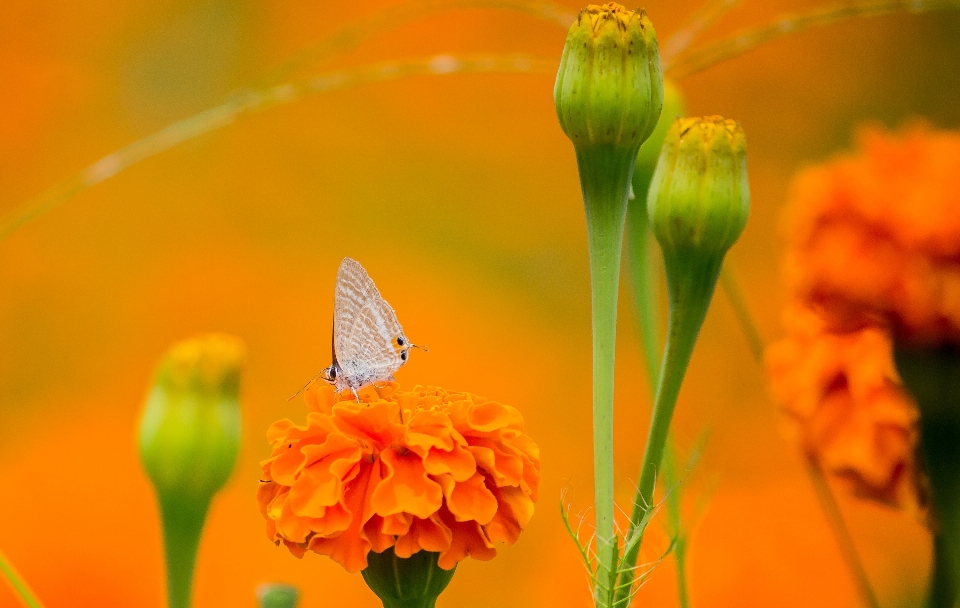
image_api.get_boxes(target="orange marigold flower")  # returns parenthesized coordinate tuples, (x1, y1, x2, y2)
(766, 125, 960, 517)
(766, 305, 925, 516)
(257, 382, 540, 573)
(783, 124, 960, 345)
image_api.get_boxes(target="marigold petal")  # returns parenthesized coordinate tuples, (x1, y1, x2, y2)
(436, 510, 496, 570)
(468, 439, 524, 487)
(288, 446, 362, 518)
(381, 512, 413, 536)
(304, 383, 337, 414)
(495, 484, 535, 530)
(406, 409, 458, 453)
(362, 515, 396, 554)
(423, 444, 476, 482)
(332, 401, 403, 447)
(269, 491, 313, 544)
(394, 514, 453, 558)
(371, 448, 443, 519)
(306, 461, 378, 573)
(466, 401, 523, 433)
(436, 473, 498, 525)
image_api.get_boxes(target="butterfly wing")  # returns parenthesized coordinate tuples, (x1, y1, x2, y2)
(338, 290, 407, 386)
(333, 257, 380, 364)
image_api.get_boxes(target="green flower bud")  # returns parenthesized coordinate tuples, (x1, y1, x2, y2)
(138, 334, 245, 608)
(647, 116, 749, 260)
(626, 80, 686, 385)
(618, 118, 751, 604)
(633, 79, 686, 200)
(553, 7, 664, 598)
(361, 548, 456, 608)
(257, 583, 300, 608)
(139, 334, 244, 500)
(555, 3, 663, 150)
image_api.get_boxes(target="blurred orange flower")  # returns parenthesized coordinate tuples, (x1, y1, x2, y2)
(767, 305, 924, 515)
(782, 124, 960, 345)
(767, 125, 960, 517)
(257, 382, 540, 573)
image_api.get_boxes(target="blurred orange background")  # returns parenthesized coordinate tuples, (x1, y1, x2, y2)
(2, 1, 960, 607)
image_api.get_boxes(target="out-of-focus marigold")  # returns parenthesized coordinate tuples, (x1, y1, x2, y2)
(766, 125, 960, 518)
(767, 305, 925, 515)
(783, 124, 960, 345)
(258, 382, 540, 573)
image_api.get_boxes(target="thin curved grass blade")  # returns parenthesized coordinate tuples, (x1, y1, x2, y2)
(0, 54, 555, 243)
(667, 0, 960, 79)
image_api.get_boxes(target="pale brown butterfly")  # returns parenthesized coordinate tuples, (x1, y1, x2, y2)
(290, 257, 423, 400)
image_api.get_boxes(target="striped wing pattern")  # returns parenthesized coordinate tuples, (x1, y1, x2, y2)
(332, 258, 408, 390)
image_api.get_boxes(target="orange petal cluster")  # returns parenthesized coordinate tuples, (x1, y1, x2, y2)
(767, 305, 925, 515)
(767, 125, 960, 516)
(257, 382, 540, 573)
(782, 124, 960, 345)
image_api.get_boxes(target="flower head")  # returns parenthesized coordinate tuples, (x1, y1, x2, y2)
(139, 333, 245, 503)
(647, 116, 750, 260)
(783, 124, 960, 345)
(554, 2, 662, 150)
(767, 305, 926, 516)
(258, 382, 540, 573)
(767, 125, 960, 517)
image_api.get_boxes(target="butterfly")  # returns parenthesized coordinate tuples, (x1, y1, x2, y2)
(291, 257, 421, 400)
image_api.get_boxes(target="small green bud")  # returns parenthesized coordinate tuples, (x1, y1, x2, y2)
(139, 334, 244, 501)
(257, 583, 300, 608)
(554, 3, 663, 150)
(361, 548, 456, 608)
(633, 79, 686, 197)
(647, 116, 749, 259)
(138, 334, 245, 608)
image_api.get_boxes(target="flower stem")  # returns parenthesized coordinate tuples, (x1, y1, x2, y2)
(803, 455, 880, 608)
(0, 549, 45, 608)
(718, 264, 764, 363)
(576, 145, 636, 607)
(928, 534, 956, 608)
(615, 250, 722, 607)
(626, 189, 661, 386)
(717, 260, 882, 607)
(626, 193, 692, 608)
(894, 345, 960, 608)
(159, 495, 211, 608)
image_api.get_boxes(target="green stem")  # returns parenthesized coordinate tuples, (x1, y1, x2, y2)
(576, 145, 636, 608)
(615, 250, 722, 607)
(718, 260, 884, 607)
(626, 185, 661, 386)
(803, 455, 880, 608)
(660, 446, 690, 608)
(895, 345, 960, 608)
(159, 495, 211, 608)
(929, 535, 956, 608)
(0, 549, 45, 608)
(718, 264, 764, 363)
(626, 191, 693, 608)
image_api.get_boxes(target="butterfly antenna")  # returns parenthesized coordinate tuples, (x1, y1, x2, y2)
(411, 342, 429, 353)
(287, 371, 323, 402)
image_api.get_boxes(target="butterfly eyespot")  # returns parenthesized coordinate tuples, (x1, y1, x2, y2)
(400, 351, 408, 361)
(397, 337, 405, 347)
